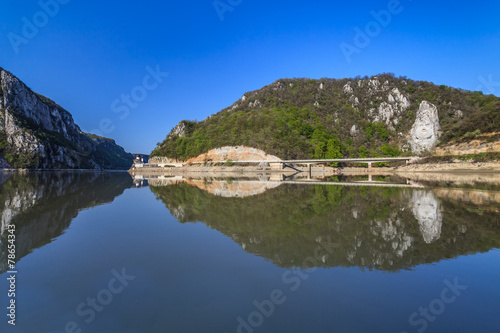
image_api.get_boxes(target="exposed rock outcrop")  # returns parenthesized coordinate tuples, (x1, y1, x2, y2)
(0, 67, 132, 169)
(409, 101, 440, 154)
(350, 124, 358, 136)
(186, 146, 281, 163)
(168, 121, 186, 139)
(367, 87, 411, 129)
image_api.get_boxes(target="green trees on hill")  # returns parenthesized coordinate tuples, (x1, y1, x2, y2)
(152, 74, 499, 160)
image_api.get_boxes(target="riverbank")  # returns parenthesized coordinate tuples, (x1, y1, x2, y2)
(393, 161, 500, 172)
(130, 160, 500, 176)
(129, 164, 337, 176)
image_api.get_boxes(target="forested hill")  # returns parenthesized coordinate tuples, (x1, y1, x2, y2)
(152, 73, 500, 160)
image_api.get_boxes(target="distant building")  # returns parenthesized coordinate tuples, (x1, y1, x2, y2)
(133, 154, 149, 164)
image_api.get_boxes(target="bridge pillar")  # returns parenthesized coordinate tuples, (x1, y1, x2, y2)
(307, 164, 312, 179)
(269, 162, 284, 170)
(368, 162, 372, 169)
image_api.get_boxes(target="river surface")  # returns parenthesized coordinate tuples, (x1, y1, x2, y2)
(0, 171, 499, 333)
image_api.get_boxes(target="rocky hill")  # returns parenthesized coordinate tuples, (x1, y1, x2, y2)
(0, 67, 133, 169)
(152, 73, 499, 160)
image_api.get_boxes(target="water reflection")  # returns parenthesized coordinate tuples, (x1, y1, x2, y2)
(1, 172, 499, 274)
(0, 172, 132, 273)
(148, 175, 500, 271)
(410, 190, 443, 244)
(141, 173, 422, 198)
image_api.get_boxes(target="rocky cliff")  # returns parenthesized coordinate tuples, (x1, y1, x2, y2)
(0, 67, 133, 169)
(152, 74, 499, 160)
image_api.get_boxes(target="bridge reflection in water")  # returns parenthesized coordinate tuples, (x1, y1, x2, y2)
(134, 172, 424, 189)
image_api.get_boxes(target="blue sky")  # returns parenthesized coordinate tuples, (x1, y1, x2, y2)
(1, 0, 499, 153)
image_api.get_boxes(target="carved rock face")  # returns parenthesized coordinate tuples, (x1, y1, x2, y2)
(410, 101, 440, 154)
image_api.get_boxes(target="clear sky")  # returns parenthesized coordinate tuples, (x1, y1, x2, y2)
(1, 0, 499, 153)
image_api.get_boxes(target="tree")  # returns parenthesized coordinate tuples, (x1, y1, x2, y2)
(380, 144, 401, 157)
(326, 137, 344, 167)
(358, 145, 369, 158)
(314, 141, 326, 159)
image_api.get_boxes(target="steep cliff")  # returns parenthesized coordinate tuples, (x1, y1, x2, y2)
(0, 67, 133, 169)
(152, 74, 499, 160)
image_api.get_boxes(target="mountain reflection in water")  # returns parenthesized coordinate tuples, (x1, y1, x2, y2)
(0, 172, 133, 273)
(1, 172, 499, 275)
(146, 174, 500, 271)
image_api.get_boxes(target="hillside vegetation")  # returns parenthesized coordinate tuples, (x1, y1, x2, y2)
(152, 73, 499, 160)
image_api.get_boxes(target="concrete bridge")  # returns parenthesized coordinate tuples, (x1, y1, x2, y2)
(227, 156, 419, 172)
(140, 156, 419, 172)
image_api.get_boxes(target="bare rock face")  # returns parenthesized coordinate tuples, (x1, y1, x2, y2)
(409, 101, 440, 154)
(168, 121, 186, 139)
(390, 88, 410, 109)
(248, 99, 261, 108)
(343, 83, 353, 94)
(375, 102, 396, 125)
(350, 124, 358, 136)
(187, 146, 281, 163)
(365, 86, 411, 129)
(454, 109, 463, 119)
(410, 190, 442, 244)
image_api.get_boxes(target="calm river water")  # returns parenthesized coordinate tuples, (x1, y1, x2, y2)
(0, 171, 499, 333)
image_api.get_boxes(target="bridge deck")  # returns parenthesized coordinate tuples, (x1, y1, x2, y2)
(226, 157, 418, 164)
(143, 157, 419, 168)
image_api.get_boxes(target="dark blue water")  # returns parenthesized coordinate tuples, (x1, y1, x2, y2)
(0, 172, 499, 333)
